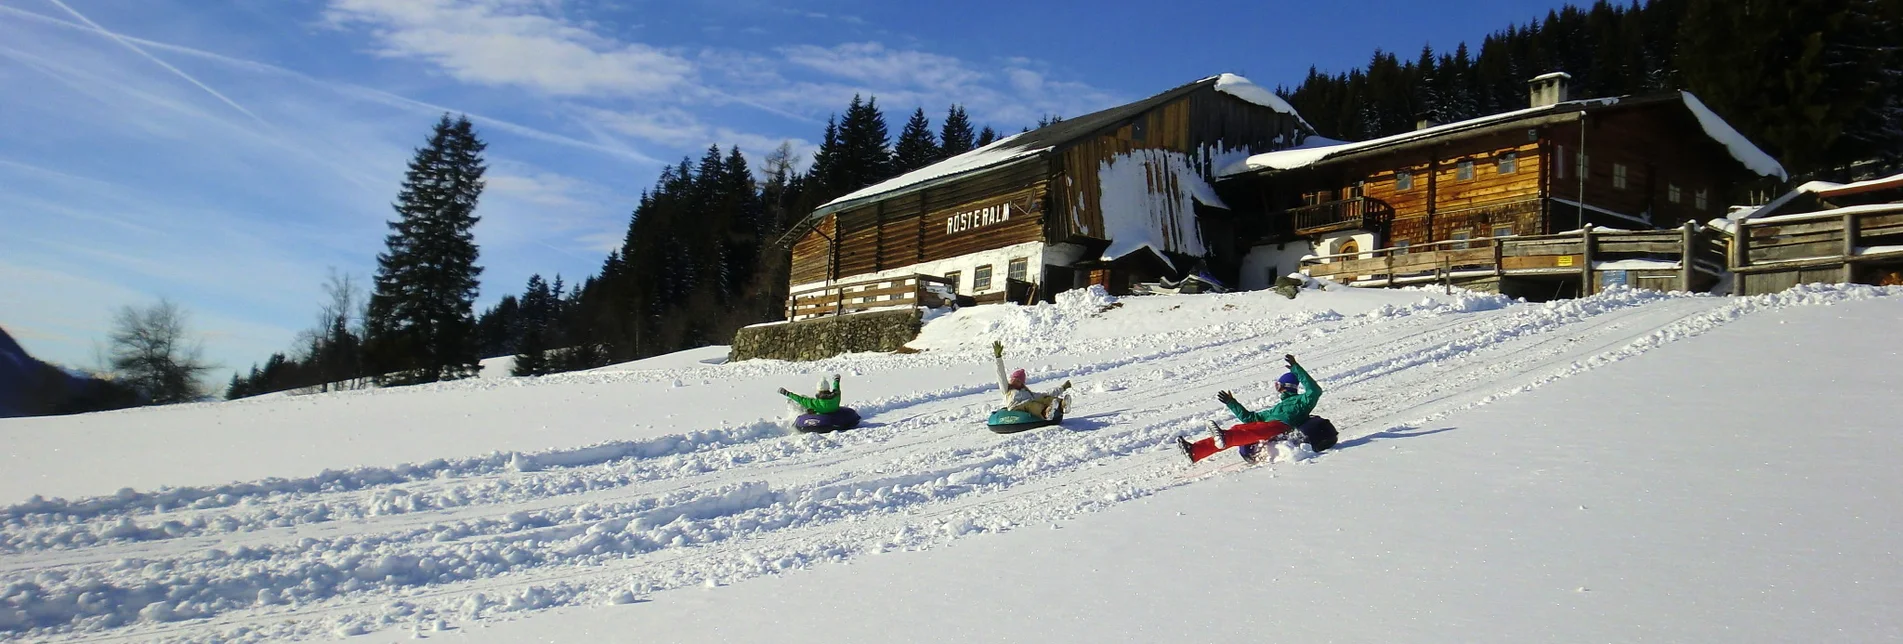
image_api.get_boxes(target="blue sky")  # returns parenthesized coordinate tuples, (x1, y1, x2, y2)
(1, 0, 1574, 379)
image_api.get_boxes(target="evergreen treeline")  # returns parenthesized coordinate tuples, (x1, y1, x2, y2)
(1280, 0, 1902, 181)
(470, 100, 1001, 373)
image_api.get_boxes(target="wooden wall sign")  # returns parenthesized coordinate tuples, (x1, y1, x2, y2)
(945, 201, 1018, 235)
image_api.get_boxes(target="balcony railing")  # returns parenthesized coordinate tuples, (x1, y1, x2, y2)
(1285, 197, 1394, 235)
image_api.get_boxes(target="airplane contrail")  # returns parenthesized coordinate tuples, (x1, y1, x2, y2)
(39, 0, 267, 124)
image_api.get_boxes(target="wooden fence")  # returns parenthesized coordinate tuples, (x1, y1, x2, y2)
(1301, 223, 1723, 295)
(786, 274, 957, 321)
(1729, 204, 1903, 295)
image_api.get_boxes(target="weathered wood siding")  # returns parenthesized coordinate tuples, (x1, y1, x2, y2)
(1318, 131, 1544, 247)
(1054, 85, 1305, 242)
(1544, 106, 1734, 229)
(788, 159, 1049, 285)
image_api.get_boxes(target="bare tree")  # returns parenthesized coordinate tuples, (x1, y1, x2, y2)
(297, 269, 366, 392)
(107, 299, 214, 404)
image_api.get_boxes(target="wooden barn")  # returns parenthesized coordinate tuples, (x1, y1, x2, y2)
(775, 74, 1312, 320)
(1218, 73, 1789, 298)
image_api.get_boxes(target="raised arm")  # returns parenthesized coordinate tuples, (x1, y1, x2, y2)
(992, 341, 1011, 404)
(1288, 359, 1323, 416)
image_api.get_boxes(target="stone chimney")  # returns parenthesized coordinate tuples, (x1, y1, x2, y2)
(1416, 117, 1439, 131)
(1529, 72, 1571, 108)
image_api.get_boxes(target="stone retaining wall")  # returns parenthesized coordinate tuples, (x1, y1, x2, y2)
(728, 309, 923, 362)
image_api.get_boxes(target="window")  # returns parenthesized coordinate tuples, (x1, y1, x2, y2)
(1492, 224, 1516, 239)
(1007, 257, 1028, 282)
(1668, 183, 1682, 204)
(1451, 231, 1471, 250)
(1695, 189, 1709, 211)
(1498, 152, 1517, 175)
(973, 264, 994, 291)
(1577, 152, 1590, 178)
(1396, 171, 1413, 191)
(943, 271, 961, 294)
(1613, 163, 1628, 189)
(1393, 240, 1410, 254)
(1130, 120, 1147, 142)
(1555, 145, 1566, 179)
(1346, 181, 1365, 199)
(1457, 160, 1475, 181)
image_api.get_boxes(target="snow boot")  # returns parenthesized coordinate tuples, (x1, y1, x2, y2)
(1176, 436, 1195, 463)
(1207, 420, 1226, 449)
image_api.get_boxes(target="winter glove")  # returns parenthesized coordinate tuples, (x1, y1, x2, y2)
(1284, 354, 1298, 368)
(1216, 390, 1238, 407)
(991, 341, 1004, 358)
(777, 388, 791, 397)
(1061, 380, 1072, 390)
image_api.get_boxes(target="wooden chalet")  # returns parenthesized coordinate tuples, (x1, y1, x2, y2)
(1217, 73, 1789, 298)
(775, 74, 1312, 320)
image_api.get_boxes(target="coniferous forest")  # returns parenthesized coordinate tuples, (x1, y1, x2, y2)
(228, 0, 1900, 396)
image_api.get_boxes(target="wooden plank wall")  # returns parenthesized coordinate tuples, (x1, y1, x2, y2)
(1543, 106, 1733, 229)
(1054, 86, 1304, 241)
(1323, 131, 1544, 246)
(789, 217, 836, 285)
(788, 161, 1050, 285)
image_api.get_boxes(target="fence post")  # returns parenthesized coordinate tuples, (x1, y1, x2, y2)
(1441, 255, 1452, 295)
(1580, 224, 1596, 296)
(1493, 236, 1505, 279)
(1843, 210, 1860, 283)
(1729, 221, 1748, 296)
(1680, 221, 1697, 293)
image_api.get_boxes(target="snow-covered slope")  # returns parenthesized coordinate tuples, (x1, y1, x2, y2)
(0, 284, 1897, 642)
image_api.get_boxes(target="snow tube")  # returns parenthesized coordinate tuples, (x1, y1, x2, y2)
(986, 408, 1062, 434)
(794, 408, 861, 433)
(1298, 416, 1338, 451)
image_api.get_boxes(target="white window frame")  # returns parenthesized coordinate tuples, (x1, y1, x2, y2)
(1694, 188, 1708, 210)
(1451, 231, 1471, 250)
(1396, 171, 1413, 191)
(1613, 163, 1628, 190)
(1457, 160, 1475, 181)
(1492, 224, 1516, 239)
(1498, 152, 1517, 175)
(1668, 183, 1682, 204)
(943, 271, 961, 294)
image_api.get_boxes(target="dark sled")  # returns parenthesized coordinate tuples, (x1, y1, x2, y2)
(794, 408, 861, 433)
(986, 408, 1062, 434)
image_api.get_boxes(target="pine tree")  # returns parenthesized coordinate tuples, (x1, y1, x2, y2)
(893, 108, 940, 174)
(512, 274, 552, 376)
(938, 105, 977, 158)
(364, 114, 488, 384)
(833, 95, 894, 193)
(976, 126, 999, 147)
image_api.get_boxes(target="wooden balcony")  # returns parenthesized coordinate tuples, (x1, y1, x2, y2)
(1285, 197, 1394, 235)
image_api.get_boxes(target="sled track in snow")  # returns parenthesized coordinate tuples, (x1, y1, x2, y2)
(2, 285, 1894, 642)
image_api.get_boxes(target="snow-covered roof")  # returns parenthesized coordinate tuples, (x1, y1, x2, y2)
(799, 73, 1305, 225)
(1728, 180, 1843, 221)
(1210, 73, 1312, 131)
(1813, 172, 1903, 199)
(821, 133, 1043, 210)
(1221, 91, 1788, 182)
(1531, 71, 1573, 81)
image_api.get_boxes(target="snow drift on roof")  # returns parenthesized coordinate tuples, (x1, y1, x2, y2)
(1219, 100, 1617, 176)
(1212, 73, 1312, 130)
(1222, 93, 1786, 182)
(1678, 91, 1787, 181)
(820, 132, 1041, 209)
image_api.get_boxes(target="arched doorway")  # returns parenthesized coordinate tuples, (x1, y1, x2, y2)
(1338, 238, 1360, 258)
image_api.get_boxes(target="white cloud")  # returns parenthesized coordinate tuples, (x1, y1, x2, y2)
(325, 0, 696, 97)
